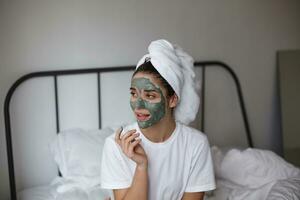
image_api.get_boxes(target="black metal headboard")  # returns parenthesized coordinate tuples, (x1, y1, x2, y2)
(4, 61, 252, 200)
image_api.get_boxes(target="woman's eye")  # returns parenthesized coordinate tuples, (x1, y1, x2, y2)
(146, 94, 155, 99)
(130, 92, 137, 97)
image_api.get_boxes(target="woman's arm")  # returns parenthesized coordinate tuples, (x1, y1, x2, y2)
(113, 164, 148, 200)
(114, 128, 148, 200)
(181, 192, 204, 200)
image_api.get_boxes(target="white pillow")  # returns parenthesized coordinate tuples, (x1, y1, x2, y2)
(50, 127, 114, 182)
(211, 145, 244, 179)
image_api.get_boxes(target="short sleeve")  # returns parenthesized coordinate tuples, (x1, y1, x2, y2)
(100, 137, 133, 189)
(185, 136, 216, 192)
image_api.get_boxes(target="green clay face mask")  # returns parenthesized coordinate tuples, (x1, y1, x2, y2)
(130, 77, 166, 129)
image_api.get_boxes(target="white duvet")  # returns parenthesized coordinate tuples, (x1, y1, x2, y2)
(18, 126, 300, 200)
(209, 146, 300, 200)
(18, 180, 112, 200)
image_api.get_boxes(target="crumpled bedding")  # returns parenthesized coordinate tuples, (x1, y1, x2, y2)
(266, 178, 300, 200)
(18, 181, 112, 200)
(207, 146, 300, 200)
(18, 141, 300, 200)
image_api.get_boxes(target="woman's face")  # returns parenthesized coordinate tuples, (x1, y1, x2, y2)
(130, 72, 168, 129)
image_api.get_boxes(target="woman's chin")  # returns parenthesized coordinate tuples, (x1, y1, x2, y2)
(137, 120, 153, 129)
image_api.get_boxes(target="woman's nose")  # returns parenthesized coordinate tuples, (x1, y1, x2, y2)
(136, 97, 146, 109)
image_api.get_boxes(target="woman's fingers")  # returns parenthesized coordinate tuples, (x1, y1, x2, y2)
(120, 129, 136, 140)
(124, 132, 140, 151)
(125, 132, 140, 143)
(127, 138, 141, 158)
(114, 128, 147, 166)
(114, 127, 123, 145)
(130, 143, 148, 168)
(121, 129, 136, 148)
(135, 143, 146, 155)
(115, 128, 138, 150)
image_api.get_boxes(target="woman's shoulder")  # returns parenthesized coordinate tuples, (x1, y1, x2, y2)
(177, 122, 209, 144)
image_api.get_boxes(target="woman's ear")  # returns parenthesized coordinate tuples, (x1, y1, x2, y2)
(168, 94, 178, 108)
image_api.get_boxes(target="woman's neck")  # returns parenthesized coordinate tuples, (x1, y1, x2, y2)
(140, 116, 176, 143)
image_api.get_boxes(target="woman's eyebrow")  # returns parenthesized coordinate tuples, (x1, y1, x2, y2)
(144, 89, 158, 93)
(129, 87, 136, 90)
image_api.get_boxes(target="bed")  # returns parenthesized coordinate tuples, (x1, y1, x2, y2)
(4, 61, 300, 200)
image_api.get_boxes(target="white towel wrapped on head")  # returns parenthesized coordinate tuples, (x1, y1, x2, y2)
(136, 39, 200, 125)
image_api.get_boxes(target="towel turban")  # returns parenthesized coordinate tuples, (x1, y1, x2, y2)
(136, 39, 200, 125)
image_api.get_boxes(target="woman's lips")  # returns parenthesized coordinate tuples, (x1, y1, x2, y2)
(135, 113, 151, 121)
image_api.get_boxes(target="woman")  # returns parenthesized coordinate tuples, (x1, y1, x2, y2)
(101, 40, 216, 200)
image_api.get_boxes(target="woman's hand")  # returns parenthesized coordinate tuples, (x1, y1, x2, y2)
(115, 128, 148, 170)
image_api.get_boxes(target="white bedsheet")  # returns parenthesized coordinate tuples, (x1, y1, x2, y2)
(19, 145, 300, 200)
(266, 178, 300, 200)
(18, 184, 112, 200)
(205, 178, 300, 200)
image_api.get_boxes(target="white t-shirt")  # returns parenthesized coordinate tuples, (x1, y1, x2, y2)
(101, 122, 216, 200)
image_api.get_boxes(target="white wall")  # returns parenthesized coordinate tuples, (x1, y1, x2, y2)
(1, 0, 300, 199)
